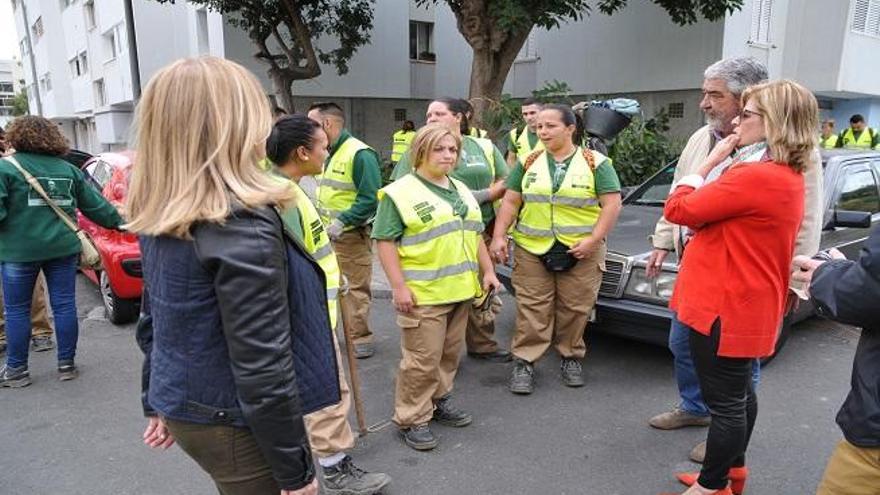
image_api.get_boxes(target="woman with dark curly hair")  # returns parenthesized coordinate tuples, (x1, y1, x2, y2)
(0, 116, 122, 388)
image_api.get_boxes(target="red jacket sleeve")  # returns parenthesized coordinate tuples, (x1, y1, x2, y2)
(663, 165, 760, 229)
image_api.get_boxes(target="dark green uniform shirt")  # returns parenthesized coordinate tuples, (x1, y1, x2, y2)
(390, 136, 507, 225)
(505, 150, 621, 194)
(0, 153, 123, 262)
(371, 174, 482, 241)
(330, 130, 383, 227)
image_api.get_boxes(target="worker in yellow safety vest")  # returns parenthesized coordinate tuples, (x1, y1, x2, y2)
(490, 104, 623, 396)
(819, 119, 838, 149)
(391, 97, 510, 362)
(265, 114, 391, 494)
(836, 114, 879, 149)
(391, 120, 416, 164)
(373, 123, 501, 451)
(507, 97, 545, 165)
(308, 102, 383, 359)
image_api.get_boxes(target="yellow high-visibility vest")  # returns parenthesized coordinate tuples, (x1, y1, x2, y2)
(379, 174, 483, 305)
(509, 126, 544, 164)
(819, 134, 838, 149)
(840, 128, 875, 149)
(391, 130, 415, 163)
(468, 127, 488, 139)
(511, 148, 603, 255)
(316, 136, 373, 229)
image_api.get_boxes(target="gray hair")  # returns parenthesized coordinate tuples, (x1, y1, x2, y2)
(703, 57, 768, 96)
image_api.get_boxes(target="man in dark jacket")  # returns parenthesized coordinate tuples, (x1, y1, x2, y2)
(793, 226, 880, 494)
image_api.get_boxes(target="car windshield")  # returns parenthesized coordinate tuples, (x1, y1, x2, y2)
(625, 163, 676, 206)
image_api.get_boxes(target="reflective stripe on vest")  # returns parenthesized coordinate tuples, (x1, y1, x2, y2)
(511, 148, 603, 255)
(391, 130, 415, 162)
(841, 128, 874, 149)
(316, 136, 373, 228)
(291, 181, 342, 329)
(510, 126, 544, 164)
(379, 174, 483, 305)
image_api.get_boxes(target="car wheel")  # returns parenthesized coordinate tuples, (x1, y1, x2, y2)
(760, 314, 793, 367)
(100, 270, 139, 325)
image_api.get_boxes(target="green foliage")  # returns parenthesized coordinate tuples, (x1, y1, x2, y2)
(608, 110, 683, 186)
(12, 89, 29, 116)
(531, 80, 574, 105)
(481, 80, 572, 143)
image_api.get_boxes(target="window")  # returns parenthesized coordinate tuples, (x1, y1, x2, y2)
(667, 102, 685, 119)
(93, 79, 106, 107)
(836, 167, 880, 213)
(852, 0, 880, 37)
(60, 0, 76, 9)
(409, 21, 435, 61)
(32, 17, 44, 40)
(84, 0, 96, 30)
(0, 82, 14, 93)
(517, 31, 537, 60)
(393, 108, 407, 122)
(103, 25, 123, 61)
(749, 0, 772, 45)
(70, 57, 80, 77)
(19, 38, 29, 58)
(79, 52, 89, 73)
(69, 53, 88, 77)
(40, 73, 52, 93)
(196, 8, 210, 54)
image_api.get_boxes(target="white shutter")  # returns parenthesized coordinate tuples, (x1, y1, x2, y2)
(749, 0, 773, 45)
(852, 0, 880, 37)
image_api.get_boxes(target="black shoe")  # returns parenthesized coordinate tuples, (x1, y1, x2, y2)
(322, 455, 392, 495)
(432, 395, 472, 427)
(31, 336, 55, 353)
(58, 360, 78, 381)
(399, 424, 438, 451)
(0, 364, 31, 388)
(560, 358, 584, 387)
(353, 343, 374, 359)
(509, 359, 534, 395)
(467, 349, 513, 363)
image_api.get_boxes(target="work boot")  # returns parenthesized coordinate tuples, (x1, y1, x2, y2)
(467, 349, 513, 362)
(432, 395, 472, 427)
(31, 336, 55, 352)
(58, 359, 78, 381)
(689, 440, 706, 464)
(0, 364, 31, 388)
(322, 455, 392, 495)
(353, 343, 374, 359)
(509, 359, 534, 395)
(560, 358, 585, 387)
(399, 424, 438, 451)
(648, 406, 711, 430)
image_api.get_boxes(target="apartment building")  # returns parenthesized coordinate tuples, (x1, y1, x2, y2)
(0, 59, 24, 128)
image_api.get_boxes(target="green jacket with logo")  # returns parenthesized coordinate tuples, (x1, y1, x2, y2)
(0, 152, 123, 262)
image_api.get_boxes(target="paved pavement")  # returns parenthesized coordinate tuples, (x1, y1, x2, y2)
(0, 275, 860, 494)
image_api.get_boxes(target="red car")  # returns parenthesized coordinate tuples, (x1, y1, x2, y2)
(78, 152, 142, 324)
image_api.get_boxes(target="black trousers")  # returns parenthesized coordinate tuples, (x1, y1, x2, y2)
(689, 320, 757, 490)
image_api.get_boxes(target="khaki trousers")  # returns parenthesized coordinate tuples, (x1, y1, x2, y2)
(510, 243, 605, 363)
(465, 230, 499, 354)
(164, 419, 283, 495)
(393, 301, 469, 427)
(333, 228, 373, 345)
(0, 272, 53, 342)
(303, 330, 355, 458)
(816, 440, 880, 495)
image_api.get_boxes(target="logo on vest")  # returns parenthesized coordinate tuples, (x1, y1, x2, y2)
(524, 171, 538, 188)
(309, 219, 325, 241)
(413, 201, 435, 223)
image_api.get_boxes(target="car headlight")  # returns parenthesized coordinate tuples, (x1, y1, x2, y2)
(624, 267, 677, 303)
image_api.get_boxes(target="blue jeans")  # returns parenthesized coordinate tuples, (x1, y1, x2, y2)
(1, 255, 78, 368)
(669, 314, 760, 416)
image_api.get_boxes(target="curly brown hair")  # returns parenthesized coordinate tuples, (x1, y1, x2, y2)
(6, 116, 70, 156)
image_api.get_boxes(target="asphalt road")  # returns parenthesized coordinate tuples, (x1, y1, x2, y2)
(0, 275, 860, 494)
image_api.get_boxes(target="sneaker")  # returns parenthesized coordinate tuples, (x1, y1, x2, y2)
(689, 440, 706, 464)
(353, 343, 374, 359)
(399, 424, 438, 451)
(467, 349, 513, 362)
(322, 455, 392, 495)
(509, 359, 534, 395)
(560, 358, 585, 387)
(58, 360, 78, 381)
(432, 395, 472, 427)
(0, 364, 31, 388)
(31, 336, 55, 353)
(648, 406, 711, 430)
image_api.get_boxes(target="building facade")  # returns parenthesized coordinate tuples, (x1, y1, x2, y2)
(0, 59, 24, 128)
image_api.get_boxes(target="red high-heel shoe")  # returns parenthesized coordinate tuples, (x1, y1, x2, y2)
(675, 467, 748, 495)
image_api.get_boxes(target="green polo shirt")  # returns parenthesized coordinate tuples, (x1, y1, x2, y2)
(390, 136, 507, 225)
(371, 174, 481, 241)
(505, 150, 621, 194)
(509, 127, 540, 154)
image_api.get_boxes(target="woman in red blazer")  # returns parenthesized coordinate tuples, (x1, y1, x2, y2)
(659, 80, 819, 495)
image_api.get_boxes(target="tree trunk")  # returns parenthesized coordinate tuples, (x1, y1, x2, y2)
(468, 49, 510, 122)
(270, 72, 296, 113)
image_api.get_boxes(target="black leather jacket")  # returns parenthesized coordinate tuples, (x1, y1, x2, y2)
(137, 205, 329, 490)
